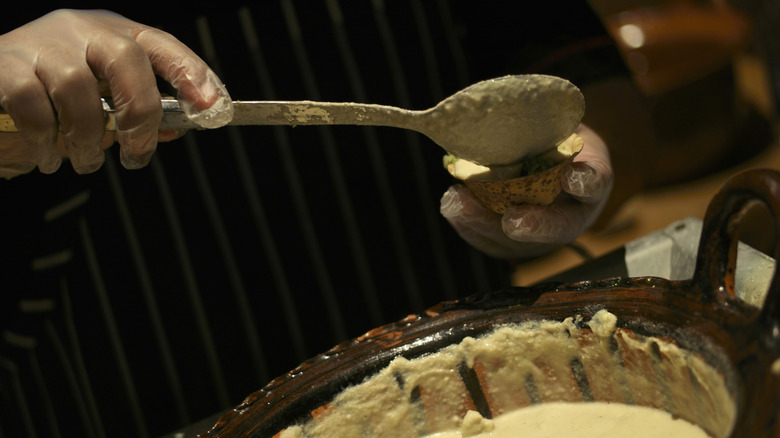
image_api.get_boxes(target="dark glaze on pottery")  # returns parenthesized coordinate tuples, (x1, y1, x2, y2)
(200, 169, 780, 438)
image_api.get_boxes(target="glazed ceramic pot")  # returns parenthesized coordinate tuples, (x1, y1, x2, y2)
(200, 168, 780, 438)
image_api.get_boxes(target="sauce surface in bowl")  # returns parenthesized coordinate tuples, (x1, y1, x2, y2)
(425, 402, 709, 437)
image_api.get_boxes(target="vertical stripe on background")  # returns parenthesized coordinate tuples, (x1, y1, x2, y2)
(419, 0, 494, 293)
(104, 151, 191, 425)
(268, 0, 350, 341)
(44, 318, 98, 438)
(191, 16, 269, 385)
(281, 0, 386, 327)
(59, 280, 106, 438)
(0, 357, 36, 437)
(78, 218, 149, 438)
(380, 0, 458, 300)
(27, 349, 61, 438)
(434, 0, 470, 88)
(237, 7, 310, 360)
(319, 0, 425, 310)
(150, 157, 231, 408)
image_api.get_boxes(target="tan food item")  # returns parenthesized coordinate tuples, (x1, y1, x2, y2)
(442, 74, 585, 214)
(447, 133, 583, 213)
(279, 310, 734, 438)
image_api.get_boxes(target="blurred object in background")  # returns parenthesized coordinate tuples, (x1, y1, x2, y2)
(727, 0, 780, 118)
(515, 0, 780, 285)
(590, 0, 776, 189)
(592, 0, 753, 96)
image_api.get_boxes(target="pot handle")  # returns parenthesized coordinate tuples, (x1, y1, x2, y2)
(692, 168, 780, 330)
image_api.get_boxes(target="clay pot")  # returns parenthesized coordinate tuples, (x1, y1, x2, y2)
(200, 168, 780, 438)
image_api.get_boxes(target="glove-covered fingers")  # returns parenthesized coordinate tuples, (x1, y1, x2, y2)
(562, 161, 612, 203)
(85, 21, 163, 170)
(0, 57, 63, 174)
(134, 27, 233, 128)
(174, 68, 233, 129)
(562, 124, 613, 204)
(46, 72, 107, 174)
(97, 13, 232, 165)
(501, 200, 593, 246)
(82, 10, 229, 168)
(440, 185, 556, 259)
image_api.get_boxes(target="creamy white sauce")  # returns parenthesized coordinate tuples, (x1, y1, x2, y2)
(425, 403, 709, 438)
(432, 75, 584, 166)
(279, 310, 734, 438)
(445, 132, 580, 182)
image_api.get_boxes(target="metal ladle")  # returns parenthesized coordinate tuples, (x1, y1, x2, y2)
(0, 74, 584, 166)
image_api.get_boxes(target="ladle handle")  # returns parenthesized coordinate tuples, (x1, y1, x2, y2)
(692, 168, 780, 330)
(0, 98, 420, 132)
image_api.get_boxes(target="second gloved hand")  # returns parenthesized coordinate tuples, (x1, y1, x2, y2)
(440, 123, 613, 259)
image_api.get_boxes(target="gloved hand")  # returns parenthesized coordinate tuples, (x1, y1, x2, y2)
(0, 9, 233, 178)
(440, 123, 613, 259)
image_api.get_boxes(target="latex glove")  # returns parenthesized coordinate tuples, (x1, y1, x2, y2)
(440, 123, 613, 259)
(0, 9, 233, 178)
